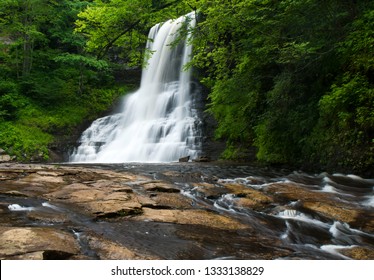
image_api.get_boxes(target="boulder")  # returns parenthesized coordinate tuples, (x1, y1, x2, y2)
(178, 156, 190, 162)
(192, 156, 211, 162)
(0, 155, 11, 162)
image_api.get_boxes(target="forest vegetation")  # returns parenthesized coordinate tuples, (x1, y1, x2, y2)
(0, 0, 373, 175)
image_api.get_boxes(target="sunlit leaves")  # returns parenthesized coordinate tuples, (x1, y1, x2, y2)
(74, 0, 191, 62)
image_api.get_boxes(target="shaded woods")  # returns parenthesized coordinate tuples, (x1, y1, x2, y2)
(1, 0, 373, 175)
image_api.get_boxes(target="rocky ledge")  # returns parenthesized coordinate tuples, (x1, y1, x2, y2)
(0, 163, 372, 260)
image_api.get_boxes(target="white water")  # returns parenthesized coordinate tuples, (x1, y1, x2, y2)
(8, 204, 35, 211)
(70, 13, 201, 163)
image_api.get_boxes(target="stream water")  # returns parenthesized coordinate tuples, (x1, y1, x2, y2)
(3, 163, 373, 259)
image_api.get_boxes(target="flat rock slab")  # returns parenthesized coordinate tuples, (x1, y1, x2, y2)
(46, 183, 143, 218)
(192, 182, 228, 199)
(223, 183, 273, 210)
(133, 208, 249, 230)
(26, 211, 70, 224)
(145, 193, 194, 209)
(84, 234, 159, 260)
(0, 227, 80, 260)
(142, 181, 181, 193)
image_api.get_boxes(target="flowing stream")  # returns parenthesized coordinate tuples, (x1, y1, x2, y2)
(70, 13, 201, 163)
(3, 163, 373, 259)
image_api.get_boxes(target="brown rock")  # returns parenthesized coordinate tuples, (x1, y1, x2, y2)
(3, 190, 29, 197)
(36, 171, 64, 177)
(192, 156, 210, 162)
(265, 182, 329, 202)
(192, 182, 228, 199)
(179, 156, 190, 162)
(302, 201, 373, 232)
(6, 251, 45, 260)
(0, 171, 20, 180)
(89, 180, 133, 193)
(265, 183, 373, 231)
(19, 173, 65, 184)
(302, 202, 359, 224)
(0, 227, 80, 259)
(223, 183, 273, 209)
(47, 183, 142, 218)
(161, 171, 184, 177)
(46, 183, 97, 201)
(142, 181, 180, 193)
(137, 195, 158, 207)
(82, 199, 143, 218)
(27, 211, 69, 224)
(0, 155, 12, 162)
(146, 193, 193, 209)
(86, 235, 159, 260)
(338, 246, 374, 260)
(134, 208, 249, 230)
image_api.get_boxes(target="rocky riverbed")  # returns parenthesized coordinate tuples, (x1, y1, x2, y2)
(0, 163, 373, 260)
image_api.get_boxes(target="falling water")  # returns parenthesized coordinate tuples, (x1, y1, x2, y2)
(70, 13, 202, 163)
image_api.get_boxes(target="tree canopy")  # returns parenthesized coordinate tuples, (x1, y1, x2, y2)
(0, 0, 373, 174)
(188, 0, 374, 174)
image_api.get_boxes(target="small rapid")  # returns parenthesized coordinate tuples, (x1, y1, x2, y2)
(2, 162, 373, 259)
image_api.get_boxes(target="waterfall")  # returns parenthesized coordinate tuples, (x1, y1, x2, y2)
(70, 13, 202, 163)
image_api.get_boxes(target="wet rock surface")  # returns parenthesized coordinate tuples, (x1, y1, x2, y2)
(0, 163, 373, 259)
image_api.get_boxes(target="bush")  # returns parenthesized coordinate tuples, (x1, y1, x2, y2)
(0, 122, 53, 160)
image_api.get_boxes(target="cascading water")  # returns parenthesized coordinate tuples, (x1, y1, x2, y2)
(70, 13, 202, 163)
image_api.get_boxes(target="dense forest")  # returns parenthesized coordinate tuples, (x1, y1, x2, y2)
(0, 0, 373, 175)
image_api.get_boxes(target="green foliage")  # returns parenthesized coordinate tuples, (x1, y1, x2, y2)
(191, 0, 374, 173)
(305, 7, 374, 172)
(74, 0, 192, 62)
(0, 122, 52, 160)
(0, 81, 23, 120)
(0, 0, 129, 161)
(0, 0, 372, 174)
(310, 73, 374, 171)
(54, 53, 108, 70)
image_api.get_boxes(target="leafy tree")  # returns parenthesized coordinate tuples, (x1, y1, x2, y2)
(0, 0, 122, 160)
(309, 7, 374, 173)
(189, 0, 373, 173)
(74, 0, 191, 63)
